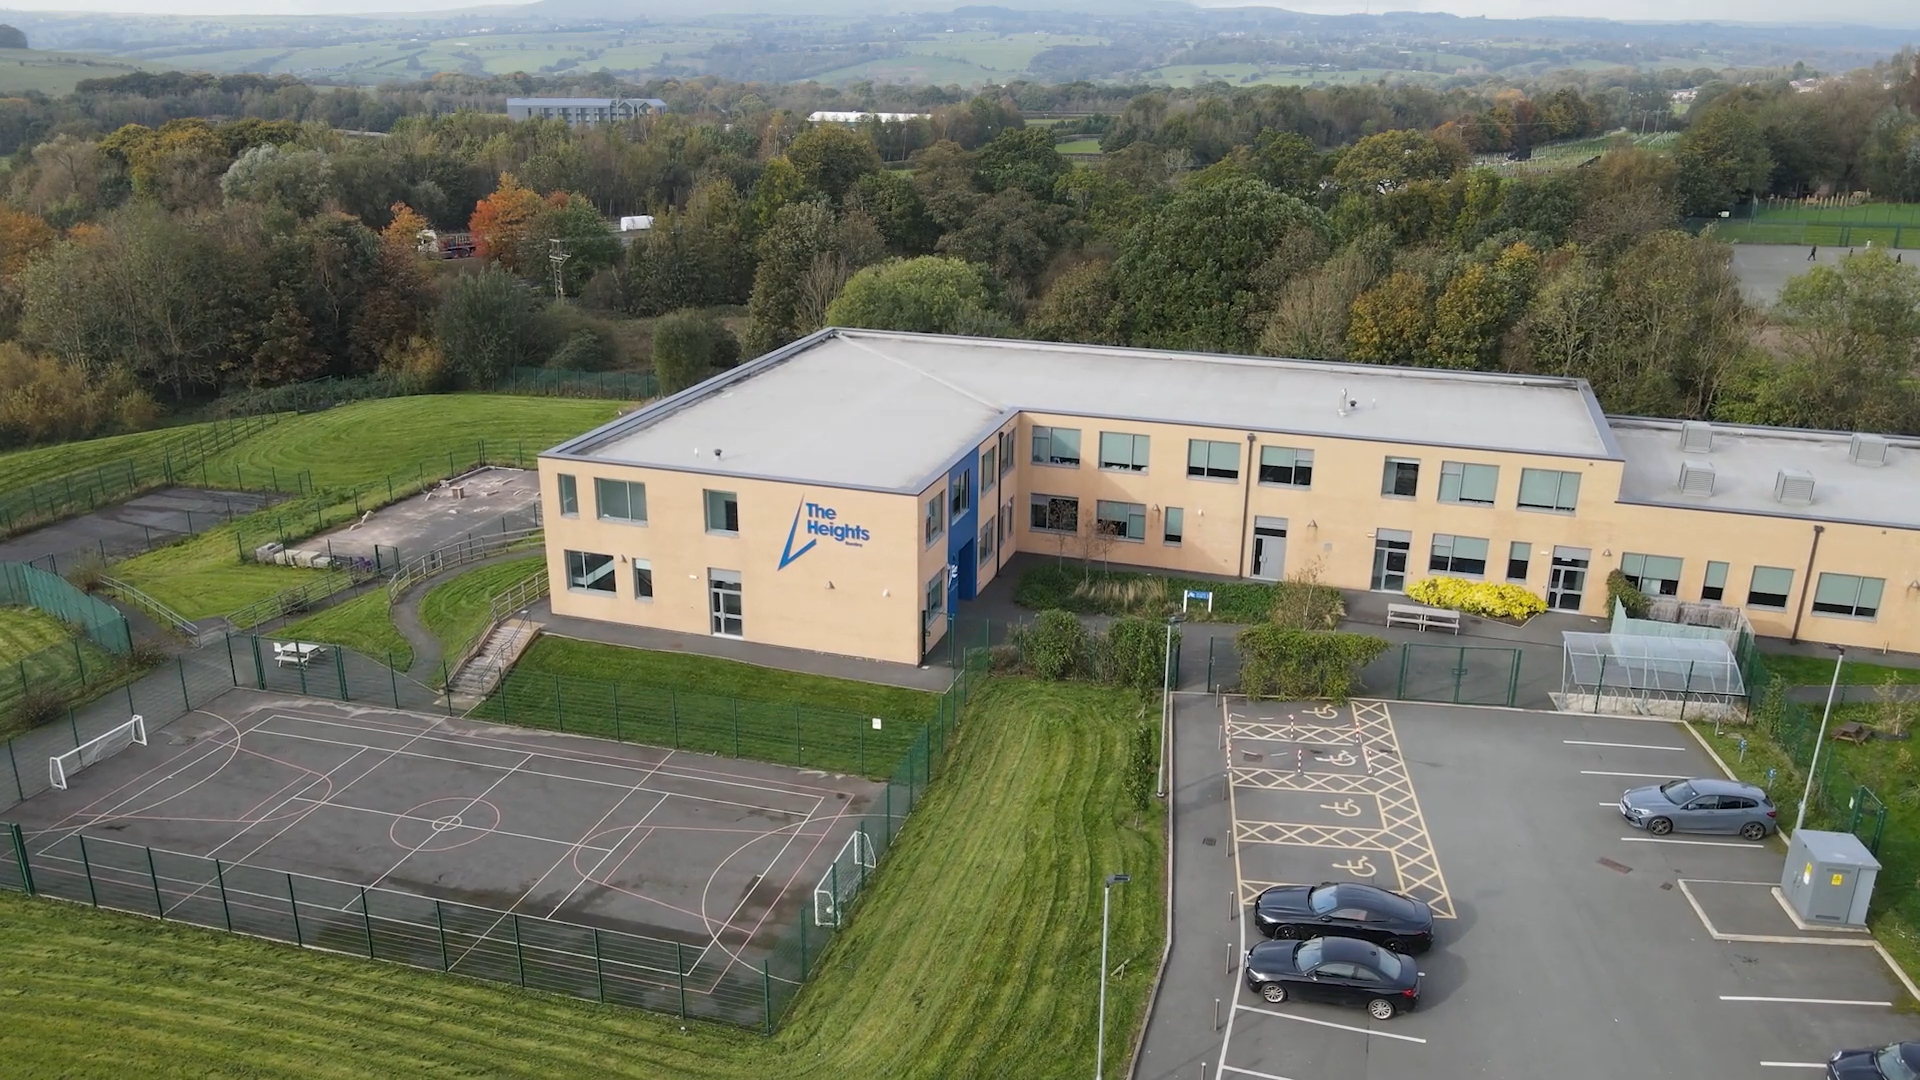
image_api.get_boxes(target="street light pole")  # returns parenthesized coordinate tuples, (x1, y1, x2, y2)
(1158, 616, 1184, 799)
(1794, 646, 1846, 836)
(1096, 872, 1130, 1080)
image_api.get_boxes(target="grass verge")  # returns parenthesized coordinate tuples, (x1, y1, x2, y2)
(420, 554, 545, 663)
(0, 607, 128, 737)
(278, 589, 413, 672)
(1757, 652, 1920, 687)
(0, 678, 1163, 1079)
(1013, 562, 1340, 625)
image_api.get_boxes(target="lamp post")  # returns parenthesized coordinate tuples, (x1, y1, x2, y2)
(1096, 872, 1130, 1080)
(1794, 646, 1846, 836)
(1158, 615, 1185, 799)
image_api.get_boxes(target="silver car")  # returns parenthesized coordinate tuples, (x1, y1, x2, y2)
(1619, 777, 1777, 841)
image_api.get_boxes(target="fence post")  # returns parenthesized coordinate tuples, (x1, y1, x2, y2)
(800, 904, 809, 977)
(511, 913, 526, 986)
(69, 709, 80, 747)
(1452, 646, 1465, 704)
(554, 674, 564, 731)
(336, 648, 349, 701)
(252, 636, 266, 690)
(146, 846, 165, 918)
(794, 703, 802, 765)
(1507, 651, 1521, 708)
(214, 859, 231, 931)
(1396, 643, 1409, 699)
(611, 684, 621, 742)
(78, 835, 97, 906)
(6, 740, 21, 805)
(733, 699, 741, 757)
(885, 782, 893, 845)
(360, 887, 375, 957)
(178, 657, 191, 711)
(1593, 654, 1607, 714)
(435, 900, 449, 970)
(288, 874, 302, 945)
(676, 941, 688, 1018)
(8, 823, 34, 895)
(669, 689, 679, 747)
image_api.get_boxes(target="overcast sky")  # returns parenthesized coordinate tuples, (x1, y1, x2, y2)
(5, 0, 1917, 26)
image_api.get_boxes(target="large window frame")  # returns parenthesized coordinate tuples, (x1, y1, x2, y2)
(704, 490, 739, 536)
(981, 446, 998, 493)
(979, 518, 996, 565)
(1506, 541, 1531, 583)
(1620, 553, 1683, 597)
(1258, 446, 1314, 488)
(1032, 425, 1082, 468)
(1381, 457, 1420, 498)
(1438, 461, 1498, 506)
(1517, 468, 1581, 514)
(1747, 566, 1794, 611)
(998, 430, 1016, 477)
(923, 567, 946, 630)
(1811, 573, 1884, 620)
(950, 469, 972, 517)
(924, 492, 944, 546)
(557, 474, 578, 517)
(1098, 432, 1151, 473)
(1429, 534, 1489, 578)
(632, 559, 653, 601)
(1163, 506, 1184, 546)
(1702, 560, 1729, 602)
(564, 550, 616, 595)
(1187, 439, 1240, 481)
(594, 478, 648, 525)
(1029, 493, 1079, 534)
(1094, 500, 1147, 542)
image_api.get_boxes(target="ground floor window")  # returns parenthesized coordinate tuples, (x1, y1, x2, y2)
(1094, 500, 1146, 541)
(1163, 506, 1183, 546)
(1747, 566, 1793, 610)
(1620, 552, 1683, 597)
(709, 570, 743, 636)
(924, 566, 946, 630)
(565, 550, 615, 594)
(1506, 541, 1530, 583)
(979, 518, 996, 565)
(632, 559, 653, 601)
(1030, 493, 1078, 533)
(1429, 534, 1488, 577)
(1702, 560, 1728, 602)
(1811, 573, 1883, 620)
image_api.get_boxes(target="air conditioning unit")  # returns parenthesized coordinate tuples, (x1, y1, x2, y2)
(1774, 469, 1816, 506)
(1679, 421, 1714, 454)
(1677, 460, 1716, 496)
(1849, 433, 1890, 467)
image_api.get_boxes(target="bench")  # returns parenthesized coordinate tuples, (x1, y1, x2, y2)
(1832, 721, 1872, 745)
(273, 641, 329, 667)
(1386, 603, 1462, 635)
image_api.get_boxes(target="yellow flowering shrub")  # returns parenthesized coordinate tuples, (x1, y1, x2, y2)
(1405, 577, 1547, 620)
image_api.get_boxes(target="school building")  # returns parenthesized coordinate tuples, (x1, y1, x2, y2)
(537, 329, 1920, 666)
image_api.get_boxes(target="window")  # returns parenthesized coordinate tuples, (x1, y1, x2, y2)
(924, 492, 944, 545)
(1747, 566, 1794, 610)
(924, 566, 946, 629)
(1517, 468, 1581, 513)
(594, 478, 647, 524)
(998, 430, 1015, 477)
(632, 559, 653, 601)
(565, 550, 615, 594)
(1258, 446, 1314, 488)
(1438, 461, 1499, 506)
(1032, 425, 1081, 467)
(1429, 534, 1489, 577)
(979, 519, 996, 565)
(1099, 432, 1151, 472)
(1507, 541, 1531, 583)
(1163, 506, 1184, 546)
(704, 490, 739, 535)
(709, 570, 742, 636)
(1002, 499, 1013, 543)
(1095, 500, 1146, 541)
(1381, 457, 1420, 498)
(1620, 553, 1683, 597)
(557, 474, 578, 517)
(1812, 573, 1885, 620)
(1029, 494, 1078, 533)
(981, 446, 997, 492)
(1187, 439, 1240, 480)
(949, 470, 971, 516)
(1702, 560, 1729, 602)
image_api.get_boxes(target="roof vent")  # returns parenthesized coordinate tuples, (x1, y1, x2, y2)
(1679, 421, 1714, 454)
(1677, 460, 1716, 496)
(1773, 469, 1816, 506)
(1849, 432, 1890, 467)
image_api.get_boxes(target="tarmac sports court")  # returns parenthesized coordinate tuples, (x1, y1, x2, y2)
(6, 691, 879, 1020)
(1211, 697, 1918, 1080)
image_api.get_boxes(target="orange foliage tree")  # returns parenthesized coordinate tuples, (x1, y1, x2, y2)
(0, 206, 55, 281)
(467, 173, 544, 272)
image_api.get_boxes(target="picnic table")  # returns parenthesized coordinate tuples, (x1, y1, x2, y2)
(273, 641, 329, 667)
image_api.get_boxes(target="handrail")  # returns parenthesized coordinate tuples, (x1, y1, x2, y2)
(445, 569, 549, 690)
(226, 565, 377, 630)
(98, 576, 198, 638)
(388, 527, 543, 601)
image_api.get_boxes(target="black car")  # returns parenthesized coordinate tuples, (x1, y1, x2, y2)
(1828, 1042, 1920, 1080)
(1253, 881, 1435, 954)
(1243, 935, 1420, 1020)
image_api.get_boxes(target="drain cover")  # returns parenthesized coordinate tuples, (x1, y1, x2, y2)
(1202, 837, 1217, 847)
(1597, 857, 1632, 874)
(1241, 751, 1264, 762)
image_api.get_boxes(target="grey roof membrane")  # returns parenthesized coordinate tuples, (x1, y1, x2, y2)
(568, 332, 1617, 492)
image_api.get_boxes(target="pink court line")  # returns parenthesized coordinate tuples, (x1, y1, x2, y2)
(34, 709, 272, 835)
(698, 794, 851, 992)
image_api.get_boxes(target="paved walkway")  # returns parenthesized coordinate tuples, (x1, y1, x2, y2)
(387, 549, 541, 678)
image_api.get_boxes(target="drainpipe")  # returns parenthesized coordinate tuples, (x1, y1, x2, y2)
(1789, 524, 1824, 645)
(1235, 432, 1257, 577)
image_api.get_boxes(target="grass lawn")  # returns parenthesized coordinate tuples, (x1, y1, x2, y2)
(1756, 653, 1920, 687)
(106, 519, 320, 620)
(0, 607, 122, 736)
(419, 554, 544, 663)
(0, 678, 1164, 1079)
(515, 635, 937, 722)
(1055, 137, 1102, 155)
(278, 589, 412, 671)
(0, 48, 168, 96)
(1012, 562, 1340, 626)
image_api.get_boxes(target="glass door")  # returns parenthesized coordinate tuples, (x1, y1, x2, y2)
(1251, 517, 1287, 580)
(708, 569, 743, 636)
(1548, 547, 1590, 611)
(1371, 530, 1411, 591)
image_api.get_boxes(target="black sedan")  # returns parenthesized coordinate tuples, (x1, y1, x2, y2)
(1253, 881, 1435, 954)
(1243, 935, 1420, 1020)
(1828, 1042, 1920, 1080)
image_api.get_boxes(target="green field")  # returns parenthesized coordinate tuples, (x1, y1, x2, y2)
(0, 415, 276, 508)
(136, 28, 744, 82)
(808, 54, 1006, 86)
(1140, 64, 1439, 88)
(278, 588, 411, 670)
(0, 607, 120, 734)
(1708, 221, 1920, 249)
(1756, 653, 1920, 688)
(900, 31, 1106, 72)
(1752, 203, 1920, 226)
(1055, 137, 1102, 155)
(0, 48, 169, 96)
(0, 677, 1163, 1079)
(419, 553, 544, 664)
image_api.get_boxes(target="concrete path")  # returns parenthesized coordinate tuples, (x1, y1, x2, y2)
(388, 549, 542, 678)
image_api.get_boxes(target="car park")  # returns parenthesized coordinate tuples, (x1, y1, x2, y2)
(1242, 935, 1421, 1020)
(1251, 880, 1435, 953)
(1618, 776, 1777, 840)
(1828, 1041, 1920, 1080)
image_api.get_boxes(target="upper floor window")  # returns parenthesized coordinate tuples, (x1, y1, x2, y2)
(594, 478, 647, 524)
(1032, 426, 1081, 467)
(1258, 446, 1314, 488)
(1812, 573, 1884, 620)
(1438, 462, 1498, 506)
(1381, 457, 1419, 498)
(950, 469, 972, 517)
(1187, 439, 1240, 481)
(981, 446, 998, 492)
(1099, 432, 1151, 473)
(557, 474, 578, 517)
(924, 492, 944, 545)
(704, 490, 739, 535)
(1517, 468, 1580, 514)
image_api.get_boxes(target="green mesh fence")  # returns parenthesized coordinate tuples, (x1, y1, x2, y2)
(0, 562, 131, 655)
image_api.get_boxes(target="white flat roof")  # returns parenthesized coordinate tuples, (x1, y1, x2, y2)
(1613, 419, 1920, 529)
(555, 331, 1618, 492)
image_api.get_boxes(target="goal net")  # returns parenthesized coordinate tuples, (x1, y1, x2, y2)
(812, 827, 877, 928)
(50, 715, 146, 791)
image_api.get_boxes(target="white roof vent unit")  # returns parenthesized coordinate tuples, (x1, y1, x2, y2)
(1679, 421, 1714, 454)
(1849, 432, 1890, 467)
(1677, 460, 1716, 496)
(1773, 468, 1816, 506)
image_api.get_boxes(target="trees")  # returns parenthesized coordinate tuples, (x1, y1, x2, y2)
(525, 192, 619, 296)
(1029, 260, 1123, 345)
(823, 257, 999, 335)
(433, 267, 551, 387)
(467, 172, 544, 270)
(973, 126, 1069, 201)
(651, 309, 741, 394)
(1345, 272, 1433, 367)
(1331, 129, 1466, 194)
(220, 144, 337, 217)
(786, 123, 882, 204)
(619, 178, 752, 315)
(1673, 105, 1773, 216)
(742, 203, 885, 355)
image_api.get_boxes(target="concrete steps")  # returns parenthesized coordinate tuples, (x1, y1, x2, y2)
(447, 616, 541, 711)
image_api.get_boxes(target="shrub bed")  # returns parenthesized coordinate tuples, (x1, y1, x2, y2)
(1405, 576, 1546, 620)
(1236, 625, 1389, 702)
(1013, 564, 1338, 625)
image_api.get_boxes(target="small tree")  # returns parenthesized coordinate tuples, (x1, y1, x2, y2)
(1237, 626, 1389, 702)
(652, 309, 741, 394)
(1023, 609, 1088, 680)
(1125, 723, 1156, 813)
(434, 267, 551, 387)
(1271, 557, 1346, 631)
(1105, 616, 1170, 695)
(1605, 569, 1651, 620)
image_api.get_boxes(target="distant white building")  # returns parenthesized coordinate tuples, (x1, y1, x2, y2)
(507, 97, 668, 126)
(806, 110, 928, 124)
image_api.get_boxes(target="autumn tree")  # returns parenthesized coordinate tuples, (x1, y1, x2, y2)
(651, 309, 741, 394)
(350, 202, 437, 369)
(1673, 105, 1774, 216)
(1345, 272, 1434, 367)
(468, 172, 545, 272)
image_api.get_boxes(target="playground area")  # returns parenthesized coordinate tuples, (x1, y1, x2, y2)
(0, 488, 280, 575)
(295, 466, 541, 566)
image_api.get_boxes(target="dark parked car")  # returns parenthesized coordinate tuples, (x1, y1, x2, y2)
(1252, 881, 1435, 954)
(1243, 935, 1420, 1020)
(1828, 1041, 1920, 1080)
(1618, 777, 1777, 841)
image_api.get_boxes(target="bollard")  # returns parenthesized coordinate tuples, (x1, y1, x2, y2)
(1214, 997, 1220, 1031)
(1226, 940, 1234, 974)
(1230, 889, 1236, 921)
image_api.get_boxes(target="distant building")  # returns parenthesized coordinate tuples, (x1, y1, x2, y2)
(507, 97, 667, 127)
(806, 111, 928, 124)
(1670, 88, 1698, 103)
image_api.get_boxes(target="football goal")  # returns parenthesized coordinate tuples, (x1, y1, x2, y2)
(812, 827, 877, 928)
(50, 715, 146, 791)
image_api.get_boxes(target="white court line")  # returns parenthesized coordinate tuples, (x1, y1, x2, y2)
(1581, 770, 1682, 778)
(365, 752, 533, 891)
(1599, 802, 1621, 807)
(1620, 836, 1763, 848)
(1234, 1004, 1429, 1044)
(1564, 740, 1685, 751)
(1721, 995, 1891, 1007)
(1219, 1066, 1299, 1080)
(1759, 1063, 1826, 1070)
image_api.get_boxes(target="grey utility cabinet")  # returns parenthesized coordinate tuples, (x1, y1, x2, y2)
(1779, 829, 1880, 928)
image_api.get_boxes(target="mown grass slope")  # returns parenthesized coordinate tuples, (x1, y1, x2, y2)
(419, 553, 544, 662)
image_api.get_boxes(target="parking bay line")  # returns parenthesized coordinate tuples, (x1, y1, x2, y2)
(1233, 1004, 1429, 1044)
(1219, 1066, 1299, 1080)
(1581, 770, 1682, 778)
(1620, 836, 1763, 848)
(1721, 995, 1892, 1007)
(1759, 1064, 1827, 1070)
(1565, 740, 1686, 751)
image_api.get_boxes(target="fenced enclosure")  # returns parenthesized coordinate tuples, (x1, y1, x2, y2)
(1557, 631, 1745, 719)
(0, 561, 132, 655)
(1204, 636, 1521, 708)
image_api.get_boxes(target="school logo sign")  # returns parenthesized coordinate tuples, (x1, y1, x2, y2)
(778, 499, 871, 570)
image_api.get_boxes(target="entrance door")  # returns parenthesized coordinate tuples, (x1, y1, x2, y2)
(708, 569, 743, 636)
(1548, 547, 1589, 611)
(955, 540, 976, 601)
(1250, 517, 1288, 580)
(1371, 530, 1411, 591)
